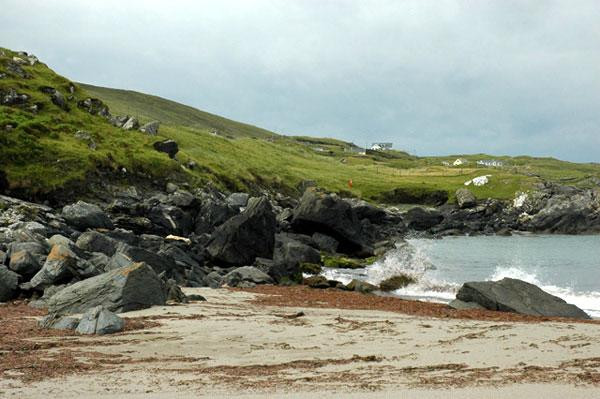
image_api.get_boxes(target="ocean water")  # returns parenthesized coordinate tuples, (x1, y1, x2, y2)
(321, 235, 600, 318)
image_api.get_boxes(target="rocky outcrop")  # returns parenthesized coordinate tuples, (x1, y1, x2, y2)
(207, 197, 276, 266)
(455, 278, 590, 319)
(291, 189, 371, 256)
(47, 262, 166, 315)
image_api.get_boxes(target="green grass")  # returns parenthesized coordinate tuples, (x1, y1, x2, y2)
(2, 47, 599, 203)
(80, 83, 278, 140)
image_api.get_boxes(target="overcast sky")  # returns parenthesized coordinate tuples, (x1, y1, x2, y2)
(1, 1, 599, 162)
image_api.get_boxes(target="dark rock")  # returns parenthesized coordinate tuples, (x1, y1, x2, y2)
(203, 271, 223, 288)
(164, 278, 188, 303)
(207, 197, 276, 266)
(0, 265, 19, 301)
(350, 200, 387, 223)
(456, 188, 477, 209)
(76, 231, 117, 256)
(77, 98, 109, 116)
(29, 244, 78, 289)
(222, 266, 273, 287)
(8, 249, 41, 279)
(456, 278, 590, 319)
(140, 121, 160, 135)
(403, 207, 444, 231)
(304, 275, 330, 289)
(47, 262, 166, 315)
(300, 262, 322, 275)
(1, 88, 29, 106)
(76, 305, 125, 335)
(345, 279, 377, 294)
(146, 203, 193, 236)
(153, 139, 178, 159)
(43, 315, 80, 331)
(62, 201, 113, 230)
(226, 193, 250, 209)
(116, 243, 184, 283)
(311, 232, 339, 253)
(271, 235, 321, 283)
(5, 60, 29, 78)
(187, 294, 207, 301)
(291, 189, 370, 256)
(379, 274, 416, 291)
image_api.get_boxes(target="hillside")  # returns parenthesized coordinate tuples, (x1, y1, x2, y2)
(2, 48, 599, 204)
(80, 83, 278, 139)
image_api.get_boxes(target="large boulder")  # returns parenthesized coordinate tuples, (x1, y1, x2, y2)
(76, 231, 117, 256)
(270, 234, 321, 283)
(455, 188, 476, 209)
(140, 121, 160, 135)
(62, 201, 113, 230)
(455, 278, 590, 319)
(207, 197, 276, 266)
(291, 189, 370, 256)
(0, 265, 19, 302)
(47, 262, 166, 315)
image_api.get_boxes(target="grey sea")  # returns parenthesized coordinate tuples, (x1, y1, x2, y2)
(322, 235, 600, 318)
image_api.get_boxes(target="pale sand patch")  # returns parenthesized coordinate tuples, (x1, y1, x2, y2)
(1, 288, 599, 398)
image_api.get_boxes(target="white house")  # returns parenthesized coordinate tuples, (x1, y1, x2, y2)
(477, 159, 504, 167)
(453, 158, 468, 166)
(370, 142, 393, 151)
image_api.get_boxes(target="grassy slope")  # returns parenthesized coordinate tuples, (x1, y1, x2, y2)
(2, 47, 598, 203)
(0, 48, 182, 196)
(84, 84, 600, 202)
(80, 83, 277, 139)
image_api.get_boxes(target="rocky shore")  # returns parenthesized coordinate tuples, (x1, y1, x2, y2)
(1, 179, 599, 321)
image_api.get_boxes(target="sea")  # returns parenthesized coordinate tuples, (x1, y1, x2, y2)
(321, 235, 600, 318)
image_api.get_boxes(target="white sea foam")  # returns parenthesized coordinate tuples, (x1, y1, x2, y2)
(321, 238, 600, 318)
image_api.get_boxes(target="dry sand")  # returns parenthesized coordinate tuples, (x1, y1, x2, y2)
(1, 287, 600, 398)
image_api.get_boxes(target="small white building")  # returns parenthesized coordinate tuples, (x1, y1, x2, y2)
(370, 142, 393, 151)
(477, 159, 504, 167)
(453, 158, 468, 166)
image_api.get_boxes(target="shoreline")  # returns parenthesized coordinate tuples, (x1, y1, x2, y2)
(2, 287, 600, 398)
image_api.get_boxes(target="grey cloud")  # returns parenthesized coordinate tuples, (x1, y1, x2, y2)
(1, 0, 598, 161)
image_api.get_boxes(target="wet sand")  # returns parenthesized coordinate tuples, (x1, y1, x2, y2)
(1, 287, 599, 398)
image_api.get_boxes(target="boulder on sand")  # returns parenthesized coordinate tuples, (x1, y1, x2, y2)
(222, 266, 273, 287)
(455, 277, 590, 319)
(207, 197, 276, 266)
(47, 262, 166, 315)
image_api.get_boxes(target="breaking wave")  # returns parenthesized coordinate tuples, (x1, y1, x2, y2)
(321, 238, 600, 318)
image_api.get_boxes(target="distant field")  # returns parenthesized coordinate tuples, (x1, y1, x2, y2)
(2, 47, 598, 203)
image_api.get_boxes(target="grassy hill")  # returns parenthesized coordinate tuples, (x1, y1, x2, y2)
(2, 47, 599, 204)
(80, 83, 278, 140)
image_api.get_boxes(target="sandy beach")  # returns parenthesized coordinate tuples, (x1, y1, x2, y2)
(1, 287, 600, 398)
